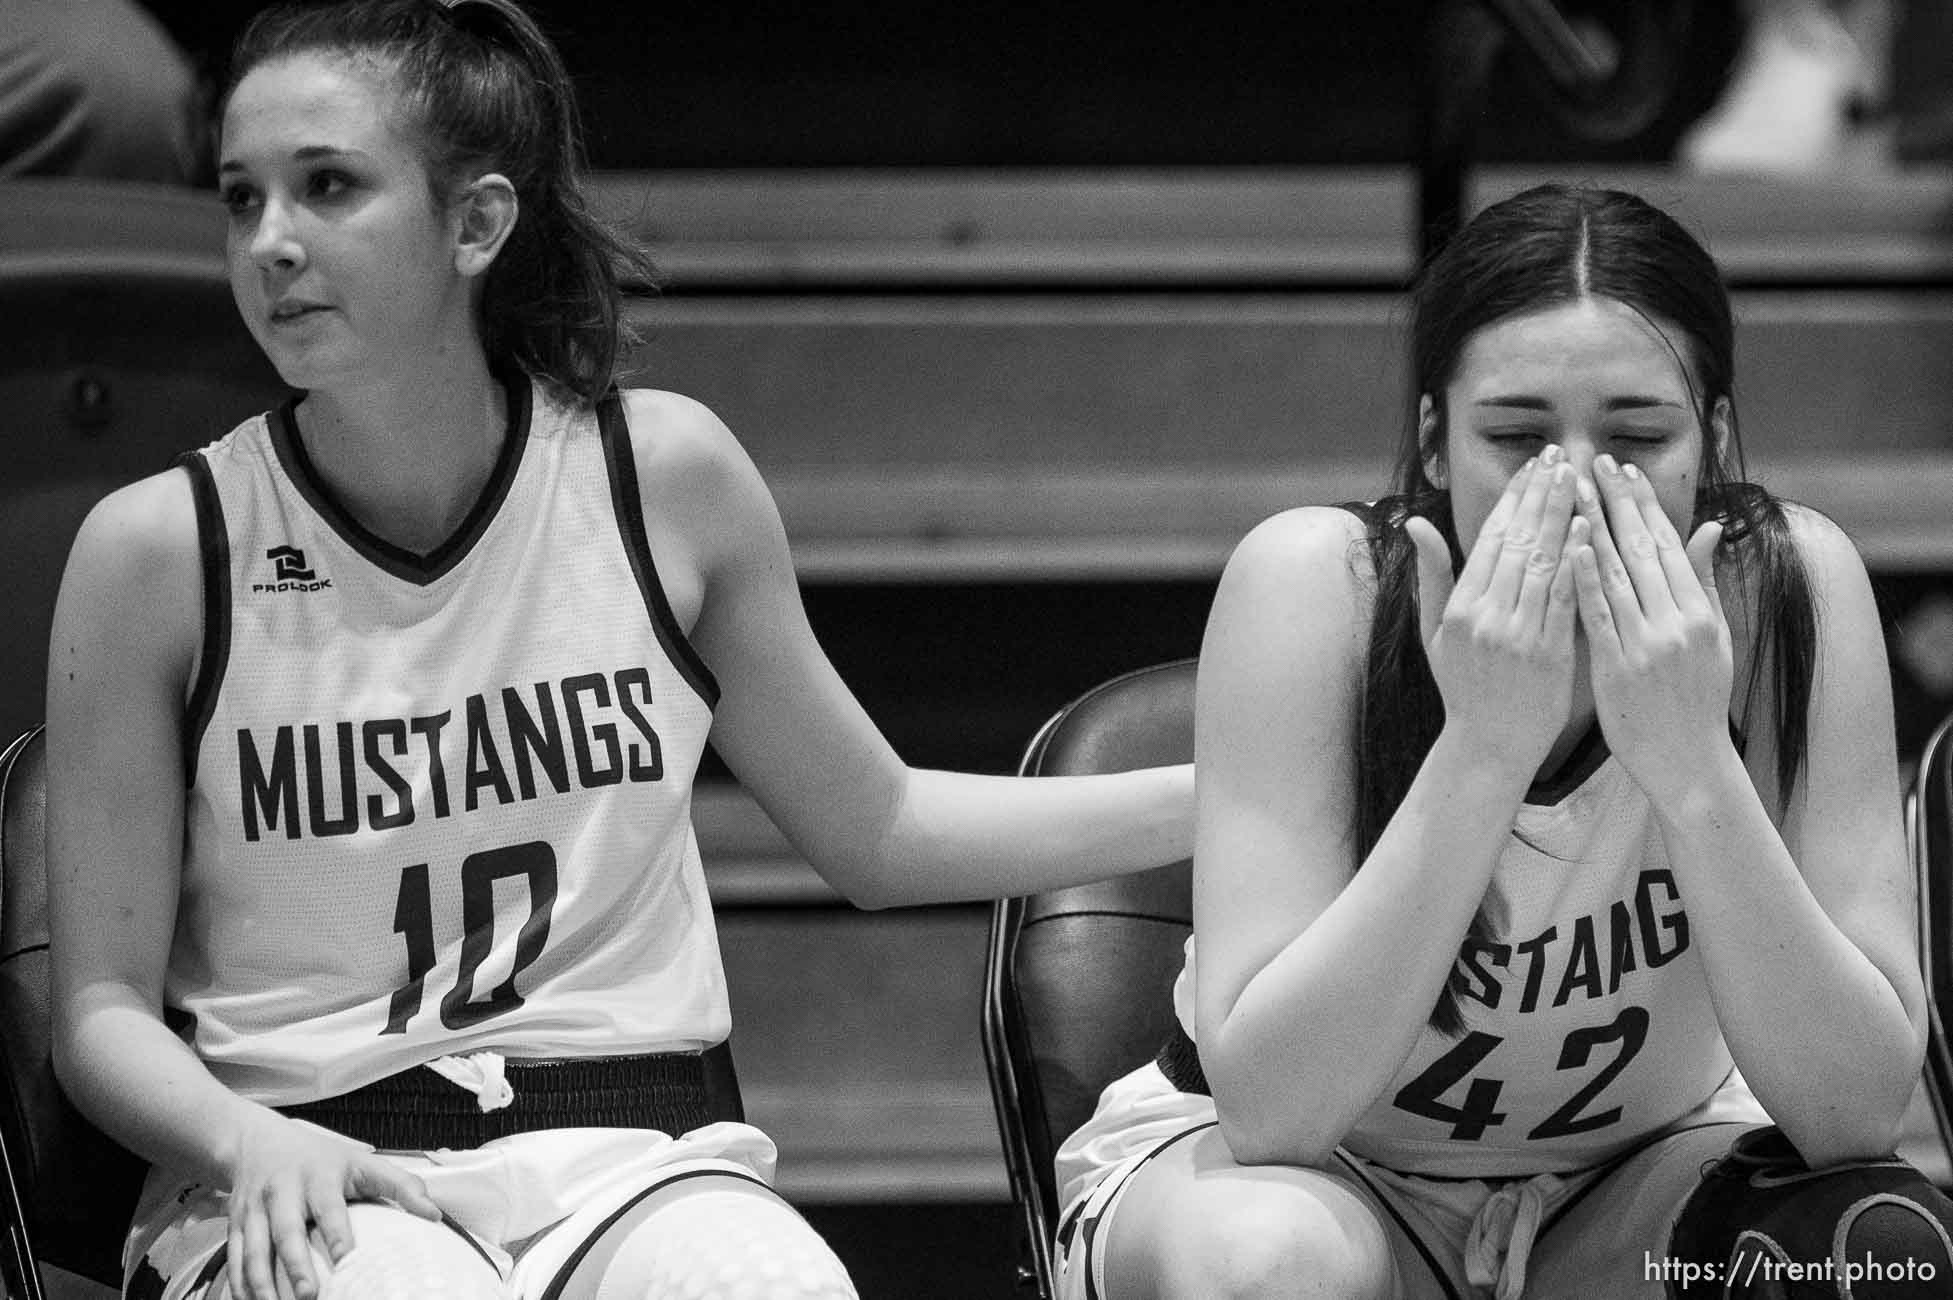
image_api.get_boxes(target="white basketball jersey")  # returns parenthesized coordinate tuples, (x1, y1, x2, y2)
(173, 377, 728, 1105)
(1175, 729, 1761, 1177)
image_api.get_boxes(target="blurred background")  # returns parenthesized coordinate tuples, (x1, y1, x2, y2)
(6, 1, 1953, 1295)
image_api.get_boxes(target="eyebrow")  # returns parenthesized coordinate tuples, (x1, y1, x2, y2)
(1473, 395, 1686, 412)
(218, 145, 365, 177)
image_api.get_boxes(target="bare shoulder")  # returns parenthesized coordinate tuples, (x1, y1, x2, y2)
(1721, 499, 1870, 635)
(1218, 505, 1374, 621)
(617, 389, 772, 512)
(1721, 498, 1870, 639)
(65, 469, 201, 592)
(52, 467, 204, 696)
(1232, 503, 1370, 562)
(1204, 505, 1374, 689)
(1778, 500, 1870, 587)
(614, 388, 786, 580)
(617, 388, 753, 478)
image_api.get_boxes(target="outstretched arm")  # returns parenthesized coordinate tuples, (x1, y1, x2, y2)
(634, 392, 1192, 908)
(1573, 460, 1925, 1167)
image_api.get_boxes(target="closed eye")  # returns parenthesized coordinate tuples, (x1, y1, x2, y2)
(219, 181, 260, 215)
(307, 169, 355, 200)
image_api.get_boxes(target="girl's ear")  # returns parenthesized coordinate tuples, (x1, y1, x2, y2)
(454, 174, 518, 279)
(1709, 395, 1734, 465)
(1418, 394, 1446, 488)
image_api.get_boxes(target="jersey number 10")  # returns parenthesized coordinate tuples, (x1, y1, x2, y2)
(380, 841, 559, 1035)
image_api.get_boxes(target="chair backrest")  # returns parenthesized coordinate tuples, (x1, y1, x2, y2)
(1912, 710, 1953, 1161)
(0, 727, 149, 1298)
(0, 179, 289, 748)
(981, 660, 1195, 1297)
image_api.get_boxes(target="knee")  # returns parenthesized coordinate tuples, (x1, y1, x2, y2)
(1672, 1128, 1953, 1297)
(313, 1204, 510, 1300)
(1158, 1193, 1396, 1300)
(1829, 1191, 1953, 1291)
(592, 1188, 857, 1300)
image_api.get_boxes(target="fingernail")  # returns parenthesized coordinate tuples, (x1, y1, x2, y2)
(1575, 475, 1595, 503)
(1523, 456, 1538, 472)
(1595, 453, 1618, 476)
(1540, 443, 1561, 465)
(1622, 462, 1641, 480)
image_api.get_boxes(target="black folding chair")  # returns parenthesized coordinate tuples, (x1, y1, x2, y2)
(0, 726, 146, 1299)
(1910, 710, 1953, 1164)
(981, 660, 1196, 1297)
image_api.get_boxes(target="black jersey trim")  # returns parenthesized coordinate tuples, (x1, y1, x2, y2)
(174, 451, 231, 786)
(1525, 716, 1746, 809)
(1524, 722, 1610, 807)
(535, 1167, 772, 1300)
(266, 371, 532, 586)
(596, 393, 722, 711)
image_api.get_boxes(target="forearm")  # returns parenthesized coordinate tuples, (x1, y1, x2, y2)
(56, 987, 271, 1186)
(1656, 755, 1921, 1164)
(833, 763, 1195, 908)
(1205, 728, 1531, 1164)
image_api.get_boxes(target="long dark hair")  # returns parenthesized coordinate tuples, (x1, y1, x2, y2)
(224, 0, 654, 404)
(1359, 184, 1817, 1034)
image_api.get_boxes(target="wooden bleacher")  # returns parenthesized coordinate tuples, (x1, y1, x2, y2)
(610, 165, 1953, 581)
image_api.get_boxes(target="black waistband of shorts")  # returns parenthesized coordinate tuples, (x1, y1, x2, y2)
(1154, 1021, 1212, 1096)
(277, 1051, 719, 1150)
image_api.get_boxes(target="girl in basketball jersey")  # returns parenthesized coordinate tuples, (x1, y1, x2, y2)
(1052, 184, 1953, 1298)
(41, 3, 1193, 1299)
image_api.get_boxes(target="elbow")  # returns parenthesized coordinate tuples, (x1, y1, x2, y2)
(836, 878, 902, 911)
(49, 1036, 77, 1095)
(813, 856, 906, 910)
(49, 1026, 95, 1113)
(1199, 1030, 1354, 1169)
(1214, 1103, 1341, 1169)
(1778, 1050, 1923, 1170)
(1207, 1064, 1346, 1168)
(816, 847, 905, 910)
(1778, 1108, 1910, 1171)
(789, 839, 905, 910)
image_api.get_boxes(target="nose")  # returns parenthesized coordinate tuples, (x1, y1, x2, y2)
(1554, 434, 1601, 483)
(249, 193, 305, 275)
